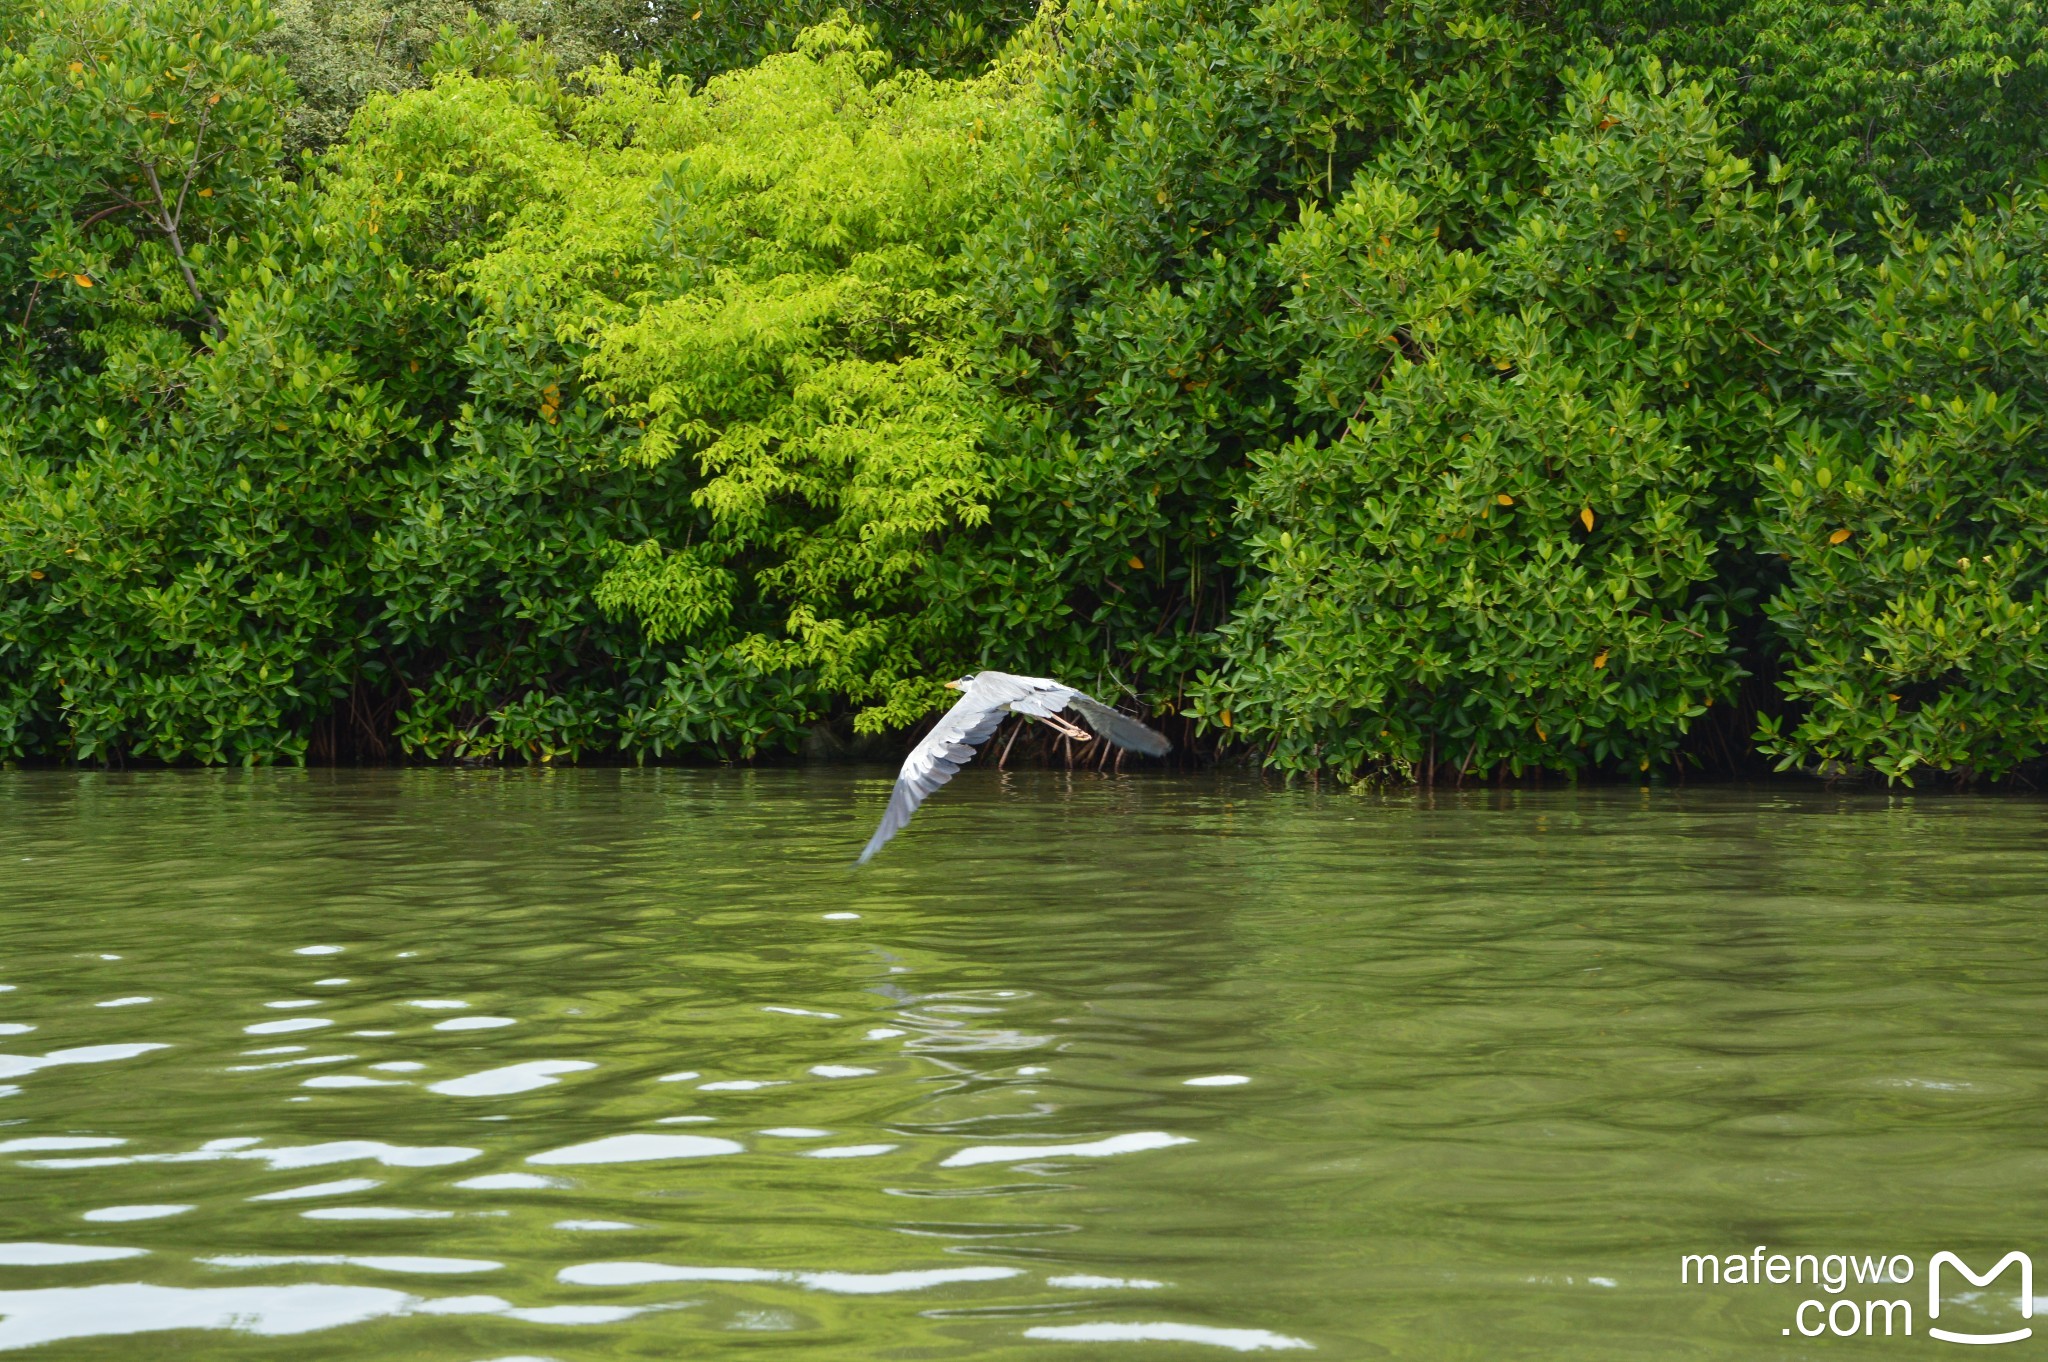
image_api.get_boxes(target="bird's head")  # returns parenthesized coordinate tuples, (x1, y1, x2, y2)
(945, 673, 977, 691)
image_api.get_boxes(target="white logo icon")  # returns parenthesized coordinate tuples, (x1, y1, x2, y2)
(1929, 1251, 2033, 1345)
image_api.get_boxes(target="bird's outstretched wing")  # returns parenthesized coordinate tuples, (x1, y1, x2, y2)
(1062, 691, 1173, 757)
(856, 675, 1021, 864)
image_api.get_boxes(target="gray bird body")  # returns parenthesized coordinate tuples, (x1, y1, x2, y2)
(857, 670, 1172, 863)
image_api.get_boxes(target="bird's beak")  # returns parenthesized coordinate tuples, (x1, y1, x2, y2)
(944, 679, 965, 691)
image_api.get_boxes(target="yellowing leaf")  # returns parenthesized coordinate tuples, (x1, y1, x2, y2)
(1828, 527, 1852, 545)
(1128, 555, 1144, 570)
(1496, 493, 1514, 506)
(1580, 506, 1594, 531)
(196, 188, 212, 198)
(27, 571, 44, 581)
(71, 273, 91, 288)
(1593, 649, 1609, 669)
(1219, 709, 1233, 728)
(67, 60, 81, 74)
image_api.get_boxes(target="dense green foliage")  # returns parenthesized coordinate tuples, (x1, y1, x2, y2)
(1206, 64, 1844, 778)
(951, 0, 1555, 723)
(4, 0, 2046, 783)
(264, 0, 636, 152)
(0, 2, 1005, 762)
(1757, 195, 2048, 780)
(1574, 0, 2048, 235)
(263, 0, 1034, 153)
(424, 16, 1014, 740)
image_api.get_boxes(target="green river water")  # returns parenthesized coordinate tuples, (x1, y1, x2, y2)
(0, 769, 2045, 1359)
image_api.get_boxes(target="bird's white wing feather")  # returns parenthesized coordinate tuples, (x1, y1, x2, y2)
(857, 674, 1023, 863)
(1002, 675, 1077, 718)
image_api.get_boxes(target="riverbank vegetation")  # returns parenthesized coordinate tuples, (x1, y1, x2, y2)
(3, 0, 2044, 784)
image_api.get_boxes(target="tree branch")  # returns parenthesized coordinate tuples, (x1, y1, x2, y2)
(77, 199, 147, 233)
(16, 278, 44, 344)
(172, 99, 214, 229)
(142, 162, 220, 337)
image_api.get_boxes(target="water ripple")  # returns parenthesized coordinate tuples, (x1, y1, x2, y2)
(0, 771, 2044, 1358)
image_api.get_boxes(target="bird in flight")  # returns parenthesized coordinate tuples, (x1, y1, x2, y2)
(858, 671, 1173, 863)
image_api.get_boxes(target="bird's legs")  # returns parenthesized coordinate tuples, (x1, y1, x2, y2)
(1035, 712, 1092, 742)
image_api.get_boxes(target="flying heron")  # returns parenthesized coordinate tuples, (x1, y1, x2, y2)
(857, 670, 1173, 863)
